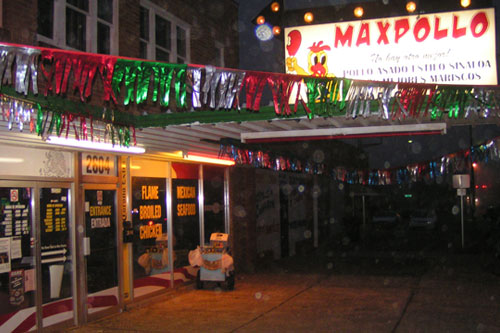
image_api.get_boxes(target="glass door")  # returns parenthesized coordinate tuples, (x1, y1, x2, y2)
(39, 186, 74, 329)
(84, 188, 119, 317)
(0, 182, 75, 332)
(0, 185, 36, 332)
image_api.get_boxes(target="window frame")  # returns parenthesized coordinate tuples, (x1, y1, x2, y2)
(139, 0, 191, 63)
(37, 0, 119, 55)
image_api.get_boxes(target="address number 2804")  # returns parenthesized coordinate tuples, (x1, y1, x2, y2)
(84, 154, 113, 175)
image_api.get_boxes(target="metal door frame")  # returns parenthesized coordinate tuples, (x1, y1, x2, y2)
(80, 183, 123, 323)
(0, 179, 74, 332)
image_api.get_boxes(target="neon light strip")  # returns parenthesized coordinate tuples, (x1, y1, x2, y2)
(47, 136, 145, 154)
(184, 154, 235, 166)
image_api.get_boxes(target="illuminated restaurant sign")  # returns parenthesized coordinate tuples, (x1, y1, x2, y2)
(284, 8, 497, 85)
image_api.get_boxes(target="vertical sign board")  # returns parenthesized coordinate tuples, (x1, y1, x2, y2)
(0, 187, 34, 316)
(285, 8, 497, 85)
(172, 179, 199, 265)
(40, 188, 72, 303)
(131, 177, 167, 278)
(84, 190, 117, 293)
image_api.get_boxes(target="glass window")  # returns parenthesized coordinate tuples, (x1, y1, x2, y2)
(172, 163, 199, 267)
(177, 27, 186, 58)
(140, 1, 190, 62)
(66, 7, 86, 51)
(97, 0, 113, 23)
(139, 6, 149, 40)
(37, 1, 116, 54)
(97, 22, 110, 54)
(37, 0, 54, 38)
(0, 187, 36, 323)
(156, 48, 170, 62)
(155, 15, 171, 50)
(203, 166, 225, 244)
(129, 158, 171, 297)
(67, 0, 88, 11)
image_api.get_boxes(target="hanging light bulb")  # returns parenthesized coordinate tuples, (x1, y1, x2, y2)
(304, 12, 314, 23)
(256, 15, 265, 25)
(271, 2, 280, 12)
(354, 6, 364, 18)
(406, 1, 416, 13)
(460, 0, 471, 8)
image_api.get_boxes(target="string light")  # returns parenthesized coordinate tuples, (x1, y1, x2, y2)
(354, 7, 364, 18)
(256, 15, 265, 25)
(304, 12, 314, 23)
(406, 1, 416, 13)
(273, 26, 281, 36)
(460, 0, 471, 8)
(271, 2, 280, 12)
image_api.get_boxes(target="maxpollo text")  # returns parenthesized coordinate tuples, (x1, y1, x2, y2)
(334, 11, 489, 47)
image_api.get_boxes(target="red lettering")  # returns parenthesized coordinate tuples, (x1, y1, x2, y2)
(356, 23, 370, 46)
(377, 21, 390, 45)
(434, 17, 448, 40)
(470, 12, 488, 37)
(452, 15, 466, 38)
(394, 19, 410, 43)
(335, 25, 354, 47)
(413, 17, 430, 42)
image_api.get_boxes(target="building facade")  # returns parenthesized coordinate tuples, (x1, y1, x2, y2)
(0, 0, 240, 331)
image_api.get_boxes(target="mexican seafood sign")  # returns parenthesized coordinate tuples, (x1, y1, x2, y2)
(284, 8, 497, 85)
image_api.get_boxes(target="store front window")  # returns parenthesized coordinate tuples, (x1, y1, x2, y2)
(129, 159, 170, 298)
(171, 163, 199, 271)
(0, 186, 37, 330)
(203, 166, 226, 244)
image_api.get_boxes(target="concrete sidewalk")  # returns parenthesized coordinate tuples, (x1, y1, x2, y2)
(68, 253, 500, 332)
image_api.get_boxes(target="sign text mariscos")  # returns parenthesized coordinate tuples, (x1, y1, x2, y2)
(284, 8, 497, 85)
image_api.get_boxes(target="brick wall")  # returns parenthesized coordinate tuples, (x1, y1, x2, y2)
(1, 1, 239, 66)
(229, 166, 257, 273)
(1, 0, 37, 44)
(122, 0, 239, 67)
(0, 1, 239, 114)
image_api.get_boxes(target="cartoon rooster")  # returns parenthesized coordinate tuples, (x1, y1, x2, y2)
(286, 30, 333, 77)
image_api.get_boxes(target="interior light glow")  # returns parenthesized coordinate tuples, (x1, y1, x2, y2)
(184, 154, 235, 166)
(461, 0, 471, 8)
(47, 136, 145, 154)
(161, 151, 184, 159)
(0, 157, 24, 163)
(121, 163, 142, 170)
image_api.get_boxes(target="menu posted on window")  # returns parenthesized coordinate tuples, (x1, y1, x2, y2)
(40, 188, 69, 252)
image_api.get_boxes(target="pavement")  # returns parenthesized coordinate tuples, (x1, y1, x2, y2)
(67, 251, 500, 333)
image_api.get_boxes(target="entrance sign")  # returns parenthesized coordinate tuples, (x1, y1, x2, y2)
(285, 8, 497, 85)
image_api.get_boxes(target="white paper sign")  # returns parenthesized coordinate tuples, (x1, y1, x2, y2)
(285, 8, 497, 85)
(0, 238, 11, 273)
